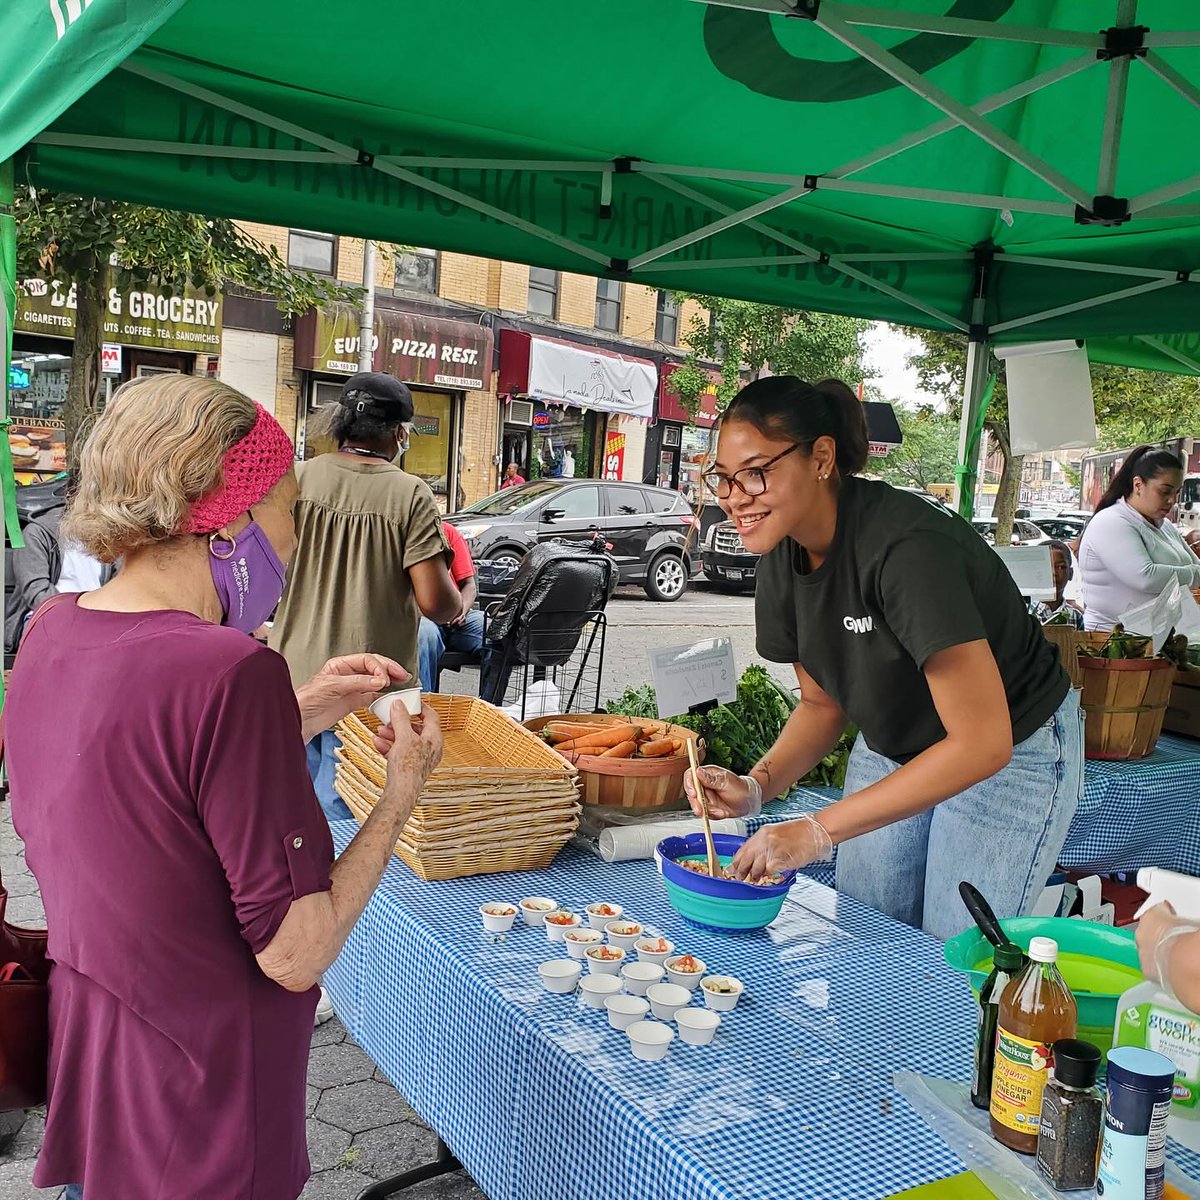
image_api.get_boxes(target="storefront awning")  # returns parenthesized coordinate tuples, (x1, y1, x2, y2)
(658, 363, 720, 427)
(295, 303, 493, 391)
(498, 330, 656, 421)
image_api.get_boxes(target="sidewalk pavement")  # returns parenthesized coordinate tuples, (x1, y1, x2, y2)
(0, 805, 486, 1200)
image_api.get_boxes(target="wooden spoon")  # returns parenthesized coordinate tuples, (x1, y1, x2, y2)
(685, 737, 721, 879)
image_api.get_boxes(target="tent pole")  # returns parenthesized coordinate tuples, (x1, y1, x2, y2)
(954, 340, 992, 520)
(0, 157, 20, 708)
(358, 240, 377, 373)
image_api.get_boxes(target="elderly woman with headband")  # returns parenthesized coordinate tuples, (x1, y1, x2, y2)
(6, 377, 443, 1200)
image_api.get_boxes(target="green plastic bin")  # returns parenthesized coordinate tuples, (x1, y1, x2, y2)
(944, 917, 1143, 1057)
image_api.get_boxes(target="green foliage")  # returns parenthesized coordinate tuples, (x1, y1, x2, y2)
(875, 405, 959, 490)
(665, 293, 870, 417)
(15, 191, 362, 314)
(605, 666, 855, 787)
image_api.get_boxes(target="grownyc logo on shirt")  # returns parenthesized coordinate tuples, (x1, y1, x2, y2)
(843, 615, 874, 634)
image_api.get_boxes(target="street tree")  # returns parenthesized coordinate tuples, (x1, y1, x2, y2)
(664, 294, 871, 417)
(875, 405, 959, 492)
(15, 191, 360, 459)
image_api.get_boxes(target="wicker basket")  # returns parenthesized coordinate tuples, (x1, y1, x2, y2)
(334, 695, 580, 881)
(1079, 656, 1175, 760)
(524, 714, 705, 812)
(1042, 627, 1149, 690)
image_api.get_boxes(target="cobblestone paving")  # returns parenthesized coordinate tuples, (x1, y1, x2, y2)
(0, 805, 485, 1200)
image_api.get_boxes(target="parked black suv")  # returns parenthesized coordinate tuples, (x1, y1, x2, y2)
(446, 479, 699, 601)
(701, 520, 758, 591)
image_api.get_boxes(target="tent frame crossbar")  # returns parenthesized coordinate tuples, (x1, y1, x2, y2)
(812, 4, 1092, 209)
(1135, 335, 1200, 374)
(990, 277, 1182, 335)
(642, 171, 970, 331)
(116, 61, 613, 269)
(1096, 0, 1138, 198)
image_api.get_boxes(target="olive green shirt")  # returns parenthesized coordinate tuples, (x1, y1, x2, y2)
(269, 454, 449, 687)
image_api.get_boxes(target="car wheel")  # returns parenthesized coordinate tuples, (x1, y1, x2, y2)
(644, 552, 688, 602)
(489, 548, 526, 572)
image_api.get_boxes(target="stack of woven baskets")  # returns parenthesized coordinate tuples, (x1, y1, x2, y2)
(334, 694, 581, 880)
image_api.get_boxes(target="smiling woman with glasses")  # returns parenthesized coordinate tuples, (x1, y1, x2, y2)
(683, 374, 1083, 942)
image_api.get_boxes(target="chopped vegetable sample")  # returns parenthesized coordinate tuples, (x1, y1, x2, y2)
(608, 923, 641, 935)
(545, 912, 578, 925)
(638, 938, 671, 953)
(670, 955, 703, 973)
(482, 904, 516, 916)
(703, 977, 740, 995)
(587, 946, 624, 961)
(589, 903, 619, 916)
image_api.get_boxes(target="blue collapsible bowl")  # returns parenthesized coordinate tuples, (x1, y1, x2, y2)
(656, 832, 796, 932)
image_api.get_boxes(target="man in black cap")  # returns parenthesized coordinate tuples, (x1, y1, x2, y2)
(270, 372, 461, 820)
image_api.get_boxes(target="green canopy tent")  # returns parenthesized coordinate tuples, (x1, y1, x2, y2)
(6, 0, 1200, 520)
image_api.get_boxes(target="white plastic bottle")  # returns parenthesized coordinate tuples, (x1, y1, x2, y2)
(1115, 984, 1200, 1149)
(1135, 868, 1200, 921)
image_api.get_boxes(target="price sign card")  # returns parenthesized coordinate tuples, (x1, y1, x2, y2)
(649, 638, 737, 717)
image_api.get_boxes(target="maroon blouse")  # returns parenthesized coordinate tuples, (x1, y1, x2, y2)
(7, 601, 334, 1199)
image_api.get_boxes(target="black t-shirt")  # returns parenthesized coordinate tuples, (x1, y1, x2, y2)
(755, 477, 1069, 763)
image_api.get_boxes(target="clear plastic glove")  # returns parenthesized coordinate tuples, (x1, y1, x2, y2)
(684, 766, 763, 820)
(730, 815, 833, 881)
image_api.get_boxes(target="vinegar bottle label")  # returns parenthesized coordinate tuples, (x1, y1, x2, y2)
(991, 1028, 1054, 1134)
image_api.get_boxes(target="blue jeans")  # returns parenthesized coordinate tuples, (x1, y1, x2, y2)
(65, 1188, 83, 1200)
(417, 610, 487, 693)
(307, 729, 352, 822)
(836, 690, 1084, 942)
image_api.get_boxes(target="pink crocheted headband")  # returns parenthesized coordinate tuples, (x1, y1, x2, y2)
(184, 404, 295, 535)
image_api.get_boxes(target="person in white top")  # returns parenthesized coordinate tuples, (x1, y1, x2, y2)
(1079, 445, 1200, 631)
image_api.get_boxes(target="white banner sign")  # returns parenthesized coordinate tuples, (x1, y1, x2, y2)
(995, 340, 1096, 456)
(527, 337, 656, 420)
(101, 343, 122, 375)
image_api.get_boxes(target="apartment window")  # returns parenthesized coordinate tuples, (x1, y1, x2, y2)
(287, 229, 336, 275)
(655, 291, 679, 343)
(527, 267, 559, 317)
(393, 247, 438, 294)
(1043, 459, 1053, 481)
(595, 278, 623, 331)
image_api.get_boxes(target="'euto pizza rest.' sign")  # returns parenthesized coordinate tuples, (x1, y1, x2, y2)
(294, 303, 494, 391)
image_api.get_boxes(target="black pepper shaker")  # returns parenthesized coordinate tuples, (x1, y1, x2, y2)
(1036, 1039, 1104, 1191)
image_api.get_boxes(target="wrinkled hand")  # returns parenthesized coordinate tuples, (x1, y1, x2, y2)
(684, 766, 757, 821)
(296, 654, 409, 742)
(1137, 901, 1183, 983)
(379, 703, 444, 812)
(730, 815, 833, 881)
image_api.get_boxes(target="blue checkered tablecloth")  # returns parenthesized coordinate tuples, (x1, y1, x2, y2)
(325, 821, 980, 1200)
(749, 733, 1200, 884)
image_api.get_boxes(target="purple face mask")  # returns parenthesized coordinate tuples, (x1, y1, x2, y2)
(209, 521, 287, 635)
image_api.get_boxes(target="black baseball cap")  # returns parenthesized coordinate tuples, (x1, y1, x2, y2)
(339, 372, 414, 423)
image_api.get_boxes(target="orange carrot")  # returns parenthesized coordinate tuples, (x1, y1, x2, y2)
(547, 721, 612, 738)
(600, 740, 637, 758)
(637, 738, 677, 758)
(555, 724, 639, 752)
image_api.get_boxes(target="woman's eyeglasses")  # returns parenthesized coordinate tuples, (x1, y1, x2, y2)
(701, 442, 804, 499)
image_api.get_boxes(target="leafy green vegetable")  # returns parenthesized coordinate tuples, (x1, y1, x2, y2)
(603, 666, 856, 789)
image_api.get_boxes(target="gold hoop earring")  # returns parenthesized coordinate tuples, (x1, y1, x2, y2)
(209, 532, 237, 561)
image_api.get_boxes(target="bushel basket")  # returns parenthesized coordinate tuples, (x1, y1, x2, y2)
(1079, 655, 1174, 761)
(524, 714, 704, 812)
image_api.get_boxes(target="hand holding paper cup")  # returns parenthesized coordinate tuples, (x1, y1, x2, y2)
(370, 689, 423, 727)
